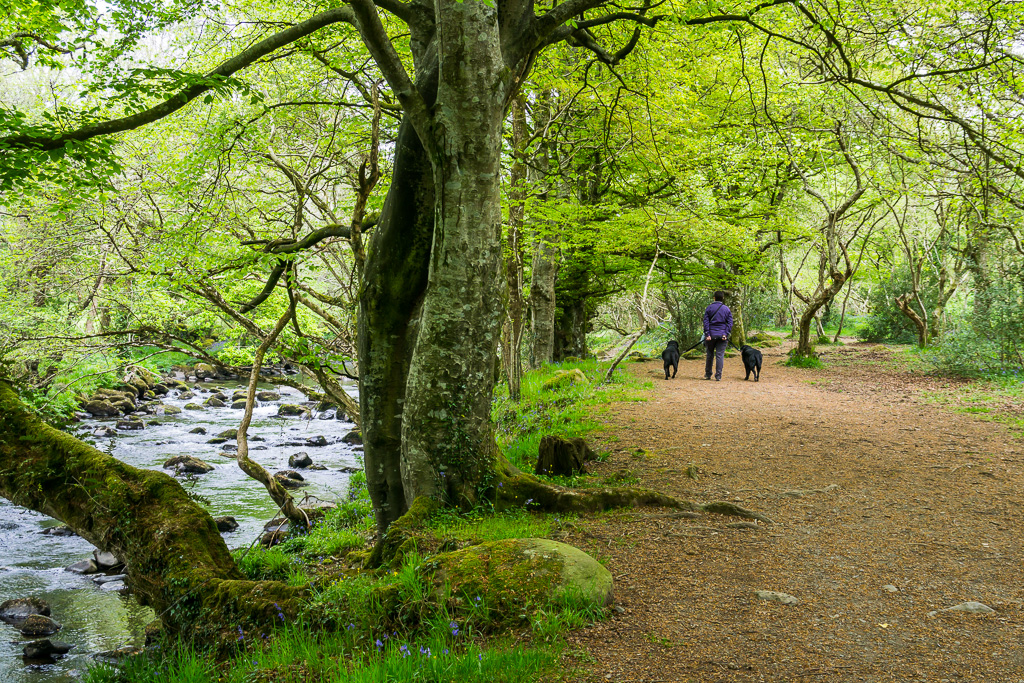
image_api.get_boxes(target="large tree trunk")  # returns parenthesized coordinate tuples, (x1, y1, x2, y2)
(400, 3, 507, 509)
(0, 381, 299, 633)
(357, 115, 435, 535)
(555, 298, 588, 360)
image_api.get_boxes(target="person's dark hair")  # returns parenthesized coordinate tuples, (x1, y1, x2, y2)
(713, 290, 726, 302)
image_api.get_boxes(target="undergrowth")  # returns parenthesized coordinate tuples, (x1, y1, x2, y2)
(493, 359, 649, 473)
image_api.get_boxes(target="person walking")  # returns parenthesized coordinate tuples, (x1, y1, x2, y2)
(703, 291, 733, 381)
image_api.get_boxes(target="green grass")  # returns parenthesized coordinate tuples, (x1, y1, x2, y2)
(782, 352, 824, 369)
(921, 377, 1024, 434)
(426, 508, 565, 542)
(494, 359, 649, 473)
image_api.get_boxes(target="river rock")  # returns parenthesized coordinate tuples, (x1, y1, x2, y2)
(289, 452, 313, 468)
(257, 391, 280, 401)
(754, 590, 799, 605)
(116, 418, 145, 431)
(230, 400, 249, 409)
(431, 538, 613, 607)
(163, 456, 214, 474)
(214, 516, 239, 532)
(183, 403, 204, 411)
(335, 411, 348, 421)
(261, 529, 288, 547)
(153, 383, 169, 395)
(318, 411, 335, 420)
(66, 559, 99, 574)
(194, 363, 217, 380)
(189, 427, 207, 434)
(93, 550, 122, 570)
(217, 429, 238, 439)
(19, 614, 61, 636)
(305, 435, 328, 448)
(93, 573, 127, 585)
(42, 525, 77, 537)
(278, 404, 308, 417)
(84, 400, 120, 417)
(0, 598, 50, 625)
(341, 430, 362, 445)
(92, 426, 117, 437)
(308, 464, 328, 471)
(205, 397, 226, 408)
(163, 405, 182, 415)
(100, 581, 128, 593)
(23, 639, 73, 660)
(274, 472, 307, 489)
(177, 390, 195, 400)
(338, 466, 361, 474)
(207, 437, 227, 444)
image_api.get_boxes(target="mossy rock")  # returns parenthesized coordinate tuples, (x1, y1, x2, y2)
(183, 403, 204, 411)
(541, 369, 588, 391)
(278, 404, 309, 417)
(162, 405, 182, 415)
(426, 538, 613, 609)
(194, 363, 217, 380)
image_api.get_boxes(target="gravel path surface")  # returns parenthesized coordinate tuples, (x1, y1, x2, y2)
(564, 342, 1024, 682)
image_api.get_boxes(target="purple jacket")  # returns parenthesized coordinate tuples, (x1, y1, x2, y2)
(703, 302, 733, 339)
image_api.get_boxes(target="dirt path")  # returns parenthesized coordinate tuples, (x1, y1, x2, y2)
(565, 342, 1024, 683)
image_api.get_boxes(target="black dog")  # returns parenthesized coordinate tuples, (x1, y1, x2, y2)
(741, 345, 763, 381)
(661, 341, 680, 380)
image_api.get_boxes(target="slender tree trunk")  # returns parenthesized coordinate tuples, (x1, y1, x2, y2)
(528, 96, 558, 369)
(502, 95, 528, 400)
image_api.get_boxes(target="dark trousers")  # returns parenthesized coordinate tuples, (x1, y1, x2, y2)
(705, 338, 727, 380)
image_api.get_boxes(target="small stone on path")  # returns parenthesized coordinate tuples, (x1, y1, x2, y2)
(882, 585, 899, 593)
(755, 590, 799, 605)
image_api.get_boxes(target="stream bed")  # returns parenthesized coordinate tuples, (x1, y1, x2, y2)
(0, 379, 361, 682)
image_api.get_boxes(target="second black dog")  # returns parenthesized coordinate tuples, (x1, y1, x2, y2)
(741, 345, 763, 381)
(661, 340, 680, 380)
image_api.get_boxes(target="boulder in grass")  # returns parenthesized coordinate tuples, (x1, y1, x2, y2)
(163, 455, 214, 474)
(0, 598, 50, 625)
(23, 639, 73, 661)
(429, 538, 613, 609)
(289, 452, 313, 468)
(19, 614, 61, 636)
(540, 368, 588, 392)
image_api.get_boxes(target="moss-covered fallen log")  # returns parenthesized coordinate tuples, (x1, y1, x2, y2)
(0, 380, 302, 635)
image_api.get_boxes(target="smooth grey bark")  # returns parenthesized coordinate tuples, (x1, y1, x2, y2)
(502, 96, 528, 400)
(529, 236, 559, 367)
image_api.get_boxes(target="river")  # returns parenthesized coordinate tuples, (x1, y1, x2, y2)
(0, 379, 361, 682)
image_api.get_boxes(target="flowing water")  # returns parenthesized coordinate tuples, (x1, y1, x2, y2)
(0, 379, 361, 682)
